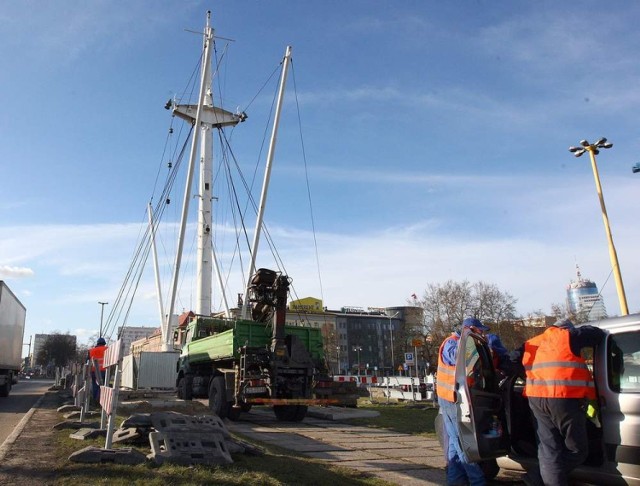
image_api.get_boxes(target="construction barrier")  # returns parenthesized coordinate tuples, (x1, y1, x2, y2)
(101, 338, 124, 449)
(334, 374, 437, 403)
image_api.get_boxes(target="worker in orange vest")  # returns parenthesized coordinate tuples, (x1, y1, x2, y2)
(88, 337, 108, 404)
(513, 318, 605, 486)
(437, 317, 490, 486)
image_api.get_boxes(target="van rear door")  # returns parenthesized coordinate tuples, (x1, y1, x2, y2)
(455, 327, 510, 462)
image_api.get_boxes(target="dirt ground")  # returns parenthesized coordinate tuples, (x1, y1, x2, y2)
(0, 389, 67, 485)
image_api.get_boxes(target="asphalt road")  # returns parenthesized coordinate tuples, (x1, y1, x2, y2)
(0, 378, 53, 446)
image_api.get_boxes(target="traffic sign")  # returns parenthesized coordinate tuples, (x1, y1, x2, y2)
(404, 352, 414, 365)
(412, 339, 423, 347)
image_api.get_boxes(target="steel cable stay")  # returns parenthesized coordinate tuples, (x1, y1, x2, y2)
(102, 129, 193, 340)
(100, 46, 206, 339)
(102, 41, 322, 338)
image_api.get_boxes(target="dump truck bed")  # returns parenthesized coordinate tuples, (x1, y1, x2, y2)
(183, 317, 324, 364)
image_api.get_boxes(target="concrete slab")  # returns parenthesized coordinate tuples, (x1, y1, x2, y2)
(373, 467, 447, 486)
(69, 428, 107, 440)
(338, 457, 424, 472)
(330, 440, 415, 450)
(68, 446, 147, 465)
(307, 406, 380, 421)
(302, 449, 386, 461)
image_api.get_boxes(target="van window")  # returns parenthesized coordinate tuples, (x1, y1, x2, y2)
(463, 335, 495, 392)
(608, 331, 640, 393)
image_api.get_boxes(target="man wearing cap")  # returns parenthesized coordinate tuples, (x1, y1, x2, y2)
(512, 318, 605, 486)
(88, 337, 108, 404)
(437, 317, 490, 486)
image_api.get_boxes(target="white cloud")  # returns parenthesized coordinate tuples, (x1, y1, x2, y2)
(0, 265, 34, 278)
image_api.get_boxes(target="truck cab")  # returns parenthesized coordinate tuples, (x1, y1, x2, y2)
(441, 314, 640, 485)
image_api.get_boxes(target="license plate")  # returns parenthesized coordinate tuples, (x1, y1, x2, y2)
(246, 386, 267, 394)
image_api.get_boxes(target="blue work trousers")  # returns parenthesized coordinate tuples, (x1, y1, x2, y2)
(528, 396, 588, 486)
(439, 398, 486, 486)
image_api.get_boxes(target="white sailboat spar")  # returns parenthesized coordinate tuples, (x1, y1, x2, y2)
(97, 10, 321, 353)
(152, 12, 294, 350)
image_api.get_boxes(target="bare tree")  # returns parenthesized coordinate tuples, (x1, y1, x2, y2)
(417, 280, 518, 359)
(472, 281, 517, 325)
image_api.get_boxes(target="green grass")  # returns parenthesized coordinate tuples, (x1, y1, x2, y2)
(47, 395, 438, 485)
(344, 399, 439, 436)
(53, 420, 391, 486)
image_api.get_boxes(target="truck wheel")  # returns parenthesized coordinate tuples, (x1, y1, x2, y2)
(274, 405, 307, 422)
(227, 405, 242, 421)
(209, 376, 228, 419)
(178, 375, 193, 401)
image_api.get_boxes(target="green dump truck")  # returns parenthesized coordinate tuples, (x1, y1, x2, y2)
(175, 269, 356, 421)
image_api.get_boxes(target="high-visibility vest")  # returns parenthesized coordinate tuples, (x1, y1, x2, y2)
(437, 334, 459, 402)
(523, 327, 595, 399)
(89, 345, 107, 372)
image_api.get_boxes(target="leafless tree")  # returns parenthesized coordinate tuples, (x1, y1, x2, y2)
(416, 280, 518, 360)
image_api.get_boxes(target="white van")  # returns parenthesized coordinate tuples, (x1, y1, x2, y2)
(436, 313, 640, 485)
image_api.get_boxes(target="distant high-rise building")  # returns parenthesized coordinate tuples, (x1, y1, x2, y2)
(566, 265, 607, 322)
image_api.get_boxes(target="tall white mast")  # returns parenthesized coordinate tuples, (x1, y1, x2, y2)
(167, 12, 245, 348)
(241, 45, 292, 319)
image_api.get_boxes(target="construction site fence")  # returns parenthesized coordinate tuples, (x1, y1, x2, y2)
(333, 374, 437, 404)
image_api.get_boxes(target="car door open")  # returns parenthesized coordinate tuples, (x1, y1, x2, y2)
(455, 327, 510, 462)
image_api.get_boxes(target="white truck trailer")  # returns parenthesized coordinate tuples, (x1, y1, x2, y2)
(0, 281, 26, 397)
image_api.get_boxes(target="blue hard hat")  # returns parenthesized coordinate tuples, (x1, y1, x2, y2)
(96, 337, 106, 346)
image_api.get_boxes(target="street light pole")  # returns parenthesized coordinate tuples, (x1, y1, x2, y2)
(98, 301, 108, 338)
(336, 345, 341, 374)
(353, 345, 362, 376)
(569, 138, 628, 315)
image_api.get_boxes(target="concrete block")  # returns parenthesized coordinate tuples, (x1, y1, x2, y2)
(69, 428, 107, 440)
(57, 404, 81, 413)
(68, 446, 147, 464)
(147, 430, 232, 466)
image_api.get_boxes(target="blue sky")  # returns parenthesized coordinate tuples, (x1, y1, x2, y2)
(2, 1, 639, 355)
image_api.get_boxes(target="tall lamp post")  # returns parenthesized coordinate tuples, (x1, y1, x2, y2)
(569, 138, 628, 315)
(353, 345, 362, 376)
(98, 301, 108, 338)
(387, 311, 399, 373)
(336, 345, 341, 375)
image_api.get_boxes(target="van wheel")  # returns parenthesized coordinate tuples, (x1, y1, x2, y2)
(479, 459, 499, 480)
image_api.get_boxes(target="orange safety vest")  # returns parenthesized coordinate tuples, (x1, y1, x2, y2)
(437, 334, 459, 402)
(523, 327, 595, 399)
(89, 345, 107, 372)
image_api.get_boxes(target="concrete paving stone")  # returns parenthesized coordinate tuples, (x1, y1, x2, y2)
(302, 449, 386, 461)
(276, 440, 345, 452)
(375, 447, 442, 459)
(339, 458, 427, 472)
(330, 440, 414, 450)
(386, 435, 437, 444)
(373, 467, 447, 486)
(402, 454, 447, 468)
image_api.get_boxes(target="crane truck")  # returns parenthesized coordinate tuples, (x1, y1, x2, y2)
(0, 281, 26, 397)
(175, 268, 357, 421)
